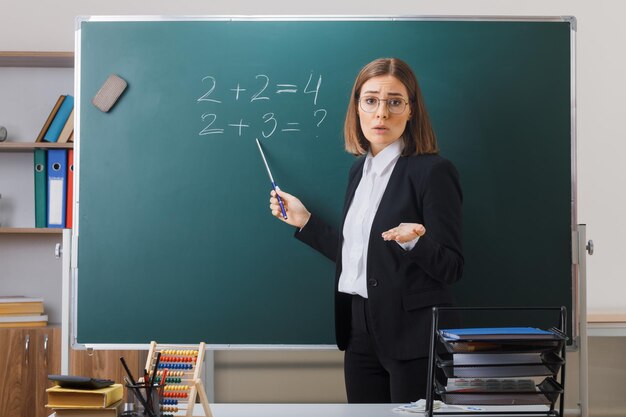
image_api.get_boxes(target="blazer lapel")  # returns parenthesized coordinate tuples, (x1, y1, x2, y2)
(336, 157, 366, 279)
(343, 158, 365, 218)
(371, 156, 406, 231)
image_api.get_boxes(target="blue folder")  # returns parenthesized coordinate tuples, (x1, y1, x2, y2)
(43, 95, 74, 143)
(46, 149, 67, 228)
(440, 327, 555, 340)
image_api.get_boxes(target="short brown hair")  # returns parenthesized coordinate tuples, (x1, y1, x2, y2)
(344, 58, 439, 156)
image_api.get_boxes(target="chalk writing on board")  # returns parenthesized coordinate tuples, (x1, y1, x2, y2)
(197, 76, 222, 103)
(197, 72, 326, 138)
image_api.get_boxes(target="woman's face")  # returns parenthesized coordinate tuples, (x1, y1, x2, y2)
(357, 75, 412, 156)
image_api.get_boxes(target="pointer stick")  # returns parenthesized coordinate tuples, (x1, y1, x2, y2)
(256, 138, 288, 220)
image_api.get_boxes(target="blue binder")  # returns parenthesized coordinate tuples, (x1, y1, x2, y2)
(43, 95, 74, 143)
(46, 149, 67, 228)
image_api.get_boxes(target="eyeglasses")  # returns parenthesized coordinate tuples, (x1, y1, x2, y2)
(358, 96, 409, 115)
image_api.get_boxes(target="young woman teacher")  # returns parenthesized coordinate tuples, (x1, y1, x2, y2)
(269, 58, 463, 403)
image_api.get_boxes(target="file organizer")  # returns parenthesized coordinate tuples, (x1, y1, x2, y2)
(425, 307, 567, 417)
(144, 341, 212, 417)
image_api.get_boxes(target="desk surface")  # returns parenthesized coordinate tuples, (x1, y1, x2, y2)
(51, 403, 552, 417)
(199, 403, 549, 417)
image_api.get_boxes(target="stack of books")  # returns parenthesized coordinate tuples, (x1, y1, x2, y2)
(0, 296, 47, 328)
(46, 383, 124, 417)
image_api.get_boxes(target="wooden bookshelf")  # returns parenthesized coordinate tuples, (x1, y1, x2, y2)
(0, 142, 73, 152)
(0, 228, 64, 234)
(0, 50, 74, 417)
(0, 144, 74, 234)
(0, 51, 74, 68)
(0, 57, 73, 234)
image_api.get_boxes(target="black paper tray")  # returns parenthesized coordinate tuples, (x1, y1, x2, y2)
(436, 351, 564, 378)
(435, 377, 563, 406)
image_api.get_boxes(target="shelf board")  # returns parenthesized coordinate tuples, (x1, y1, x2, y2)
(0, 142, 74, 152)
(588, 313, 626, 323)
(588, 316, 626, 337)
(0, 51, 74, 68)
(0, 228, 64, 235)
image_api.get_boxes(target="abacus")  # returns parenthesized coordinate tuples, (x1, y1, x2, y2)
(145, 341, 212, 417)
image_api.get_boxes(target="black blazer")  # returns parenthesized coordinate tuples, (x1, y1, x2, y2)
(296, 154, 463, 360)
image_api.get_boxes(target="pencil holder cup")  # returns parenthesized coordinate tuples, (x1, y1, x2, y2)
(125, 382, 162, 417)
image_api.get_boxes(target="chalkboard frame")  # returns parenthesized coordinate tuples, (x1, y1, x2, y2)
(71, 15, 578, 349)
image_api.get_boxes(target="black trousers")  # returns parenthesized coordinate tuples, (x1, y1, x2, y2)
(344, 295, 429, 403)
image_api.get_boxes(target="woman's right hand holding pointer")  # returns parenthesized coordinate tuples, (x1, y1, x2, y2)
(269, 189, 311, 229)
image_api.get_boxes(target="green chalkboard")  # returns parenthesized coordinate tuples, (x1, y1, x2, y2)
(75, 18, 574, 345)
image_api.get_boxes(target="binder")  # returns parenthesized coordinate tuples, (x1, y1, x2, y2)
(66, 149, 74, 228)
(47, 149, 67, 228)
(34, 149, 47, 228)
(43, 95, 74, 143)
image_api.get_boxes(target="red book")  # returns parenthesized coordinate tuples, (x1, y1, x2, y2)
(66, 149, 74, 228)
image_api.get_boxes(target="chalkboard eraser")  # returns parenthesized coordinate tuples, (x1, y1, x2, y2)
(92, 74, 128, 112)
